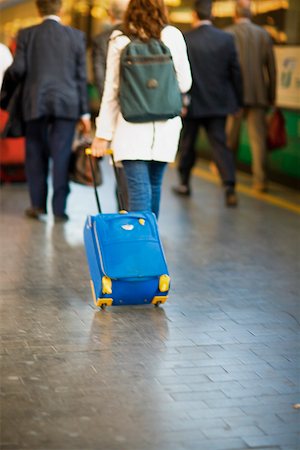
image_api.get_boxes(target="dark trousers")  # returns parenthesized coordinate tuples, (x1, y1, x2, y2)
(177, 117, 236, 188)
(25, 117, 76, 215)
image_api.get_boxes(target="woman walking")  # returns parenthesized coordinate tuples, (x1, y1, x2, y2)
(91, 0, 192, 218)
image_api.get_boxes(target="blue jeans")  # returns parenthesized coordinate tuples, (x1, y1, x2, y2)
(122, 160, 167, 218)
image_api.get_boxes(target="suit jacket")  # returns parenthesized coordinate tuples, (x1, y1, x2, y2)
(226, 21, 276, 107)
(2, 19, 89, 122)
(92, 24, 121, 100)
(184, 24, 243, 118)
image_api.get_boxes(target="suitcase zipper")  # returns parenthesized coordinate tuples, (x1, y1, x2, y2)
(93, 221, 108, 277)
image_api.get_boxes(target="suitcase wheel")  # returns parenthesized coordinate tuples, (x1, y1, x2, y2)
(152, 295, 168, 307)
(97, 298, 113, 309)
(89, 281, 113, 309)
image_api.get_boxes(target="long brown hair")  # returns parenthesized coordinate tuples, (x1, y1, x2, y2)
(123, 0, 169, 41)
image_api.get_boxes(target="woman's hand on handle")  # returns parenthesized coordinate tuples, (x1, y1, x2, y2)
(91, 137, 109, 158)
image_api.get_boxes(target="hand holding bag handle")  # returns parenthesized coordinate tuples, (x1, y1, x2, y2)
(70, 137, 102, 187)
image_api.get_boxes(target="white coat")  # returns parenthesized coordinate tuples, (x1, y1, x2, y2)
(95, 25, 192, 163)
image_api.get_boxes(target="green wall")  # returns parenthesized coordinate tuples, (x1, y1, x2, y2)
(238, 109, 300, 183)
(196, 109, 300, 188)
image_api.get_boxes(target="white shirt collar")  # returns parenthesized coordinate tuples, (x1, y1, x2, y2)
(194, 20, 212, 28)
(236, 18, 251, 24)
(43, 15, 61, 22)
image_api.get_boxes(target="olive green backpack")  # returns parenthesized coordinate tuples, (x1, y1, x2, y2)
(119, 37, 182, 123)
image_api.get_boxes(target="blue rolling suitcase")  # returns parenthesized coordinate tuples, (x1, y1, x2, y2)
(83, 149, 170, 309)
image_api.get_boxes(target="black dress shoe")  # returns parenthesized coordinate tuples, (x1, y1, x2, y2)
(25, 207, 47, 219)
(54, 213, 69, 223)
(172, 185, 191, 197)
(225, 188, 238, 207)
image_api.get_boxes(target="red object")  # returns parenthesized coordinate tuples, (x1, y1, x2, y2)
(0, 109, 26, 182)
(267, 108, 287, 151)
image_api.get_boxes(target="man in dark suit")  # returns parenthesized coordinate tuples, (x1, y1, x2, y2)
(3, 0, 90, 222)
(172, 0, 243, 207)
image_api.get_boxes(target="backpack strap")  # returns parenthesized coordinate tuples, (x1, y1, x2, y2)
(108, 23, 137, 42)
(111, 23, 169, 43)
(108, 29, 125, 42)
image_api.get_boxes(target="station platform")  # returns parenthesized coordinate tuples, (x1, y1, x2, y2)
(1, 159, 299, 450)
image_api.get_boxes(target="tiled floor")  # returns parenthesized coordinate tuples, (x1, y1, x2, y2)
(1, 160, 300, 450)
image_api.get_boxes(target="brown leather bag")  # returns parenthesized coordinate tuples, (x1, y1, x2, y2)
(267, 108, 287, 151)
(69, 137, 102, 187)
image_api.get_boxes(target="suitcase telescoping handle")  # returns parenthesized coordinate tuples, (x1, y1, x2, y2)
(85, 148, 126, 214)
(85, 148, 101, 213)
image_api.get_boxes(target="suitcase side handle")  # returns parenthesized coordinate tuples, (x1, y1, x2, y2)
(102, 212, 149, 221)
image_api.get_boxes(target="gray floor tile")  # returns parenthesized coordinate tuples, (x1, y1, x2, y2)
(1, 161, 299, 449)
